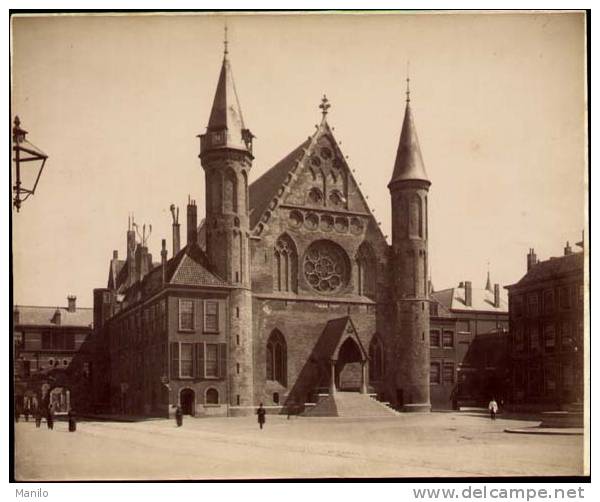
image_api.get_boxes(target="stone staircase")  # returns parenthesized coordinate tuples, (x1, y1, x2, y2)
(303, 391, 400, 418)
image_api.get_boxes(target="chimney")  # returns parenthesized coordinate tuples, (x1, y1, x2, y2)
(161, 239, 167, 284)
(187, 197, 198, 246)
(67, 295, 77, 312)
(464, 281, 472, 307)
(493, 283, 500, 308)
(458, 281, 464, 288)
(527, 248, 537, 271)
(170, 204, 181, 257)
(13, 307, 20, 325)
(113, 250, 118, 260)
(564, 241, 572, 256)
(127, 216, 136, 285)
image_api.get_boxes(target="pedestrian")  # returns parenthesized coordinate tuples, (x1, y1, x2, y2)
(488, 397, 498, 421)
(35, 411, 41, 428)
(68, 410, 77, 432)
(24, 406, 30, 422)
(47, 406, 54, 430)
(257, 402, 266, 430)
(175, 405, 183, 427)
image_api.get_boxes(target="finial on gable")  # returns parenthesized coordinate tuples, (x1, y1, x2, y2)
(319, 94, 331, 118)
(223, 22, 229, 57)
(406, 61, 411, 103)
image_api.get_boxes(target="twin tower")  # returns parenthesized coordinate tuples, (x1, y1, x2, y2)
(199, 42, 431, 412)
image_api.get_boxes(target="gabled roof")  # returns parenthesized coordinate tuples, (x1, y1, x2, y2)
(389, 100, 429, 186)
(167, 243, 228, 287)
(507, 252, 583, 289)
(312, 316, 367, 362)
(432, 286, 508, 313)
(14, 305, 93, 328)
(248, 139, 310, 229)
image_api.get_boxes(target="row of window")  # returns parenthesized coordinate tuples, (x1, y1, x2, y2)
(41, 332, 76, 351)
(430, 361, 455, 385)
(113, 299, 167, 349)
(178, 299, 219, 333)
(512, 284, 583, 318)
(513, 320, 582, 353)
(513, 364, 576, 396)
(170, 342, 226, 379)
(272, 235, 377, 297)
(430, 329, 454, 348)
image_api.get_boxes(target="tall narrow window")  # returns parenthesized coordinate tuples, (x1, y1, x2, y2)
(442, 330, 454, 348)
(430, 362, 441, 384)
(179, 299, 194, 331)
(180, 343, 194, 377)
(205, 343, 219, 378)
(224, 168, 238, 213)
(266, 330, 287, 386)
(274, 234, 297, 293)
(409, 194, 423, 238)
(204, 301, 219, 333)
(356, 242, 376, 298)
(443, 363, 455, 384)
(430, 329, 441, 347)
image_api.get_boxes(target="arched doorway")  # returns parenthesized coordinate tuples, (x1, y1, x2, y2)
(336, 338, 364, 391)
(180, 388, 195, 416)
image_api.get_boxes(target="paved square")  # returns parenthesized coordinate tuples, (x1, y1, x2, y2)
(15, 412, 585, 480)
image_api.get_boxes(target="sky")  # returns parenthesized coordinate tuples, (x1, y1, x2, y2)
(11, 12, 587, 308)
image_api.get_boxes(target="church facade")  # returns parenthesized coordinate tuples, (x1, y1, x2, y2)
(92, 41, 432, 417)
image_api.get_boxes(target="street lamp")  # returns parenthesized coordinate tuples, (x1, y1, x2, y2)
(12, 116, 48, 212)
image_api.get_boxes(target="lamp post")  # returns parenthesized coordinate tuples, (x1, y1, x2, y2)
(12, 116, 48, 212)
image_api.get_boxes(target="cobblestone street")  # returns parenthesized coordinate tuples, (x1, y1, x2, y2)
(14, 412, 585, 480)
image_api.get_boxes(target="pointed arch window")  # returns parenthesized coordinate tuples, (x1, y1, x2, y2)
(369, 335, 385, 381)
(266, 330, 287, 386)
(356, 242, 376, 298)
(274, 234, 298, 293)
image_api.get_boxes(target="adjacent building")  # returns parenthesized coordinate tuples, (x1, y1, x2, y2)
(505, 243, 584, 408)
(13, 296, 94, 415)
(429, 278, 509, 409)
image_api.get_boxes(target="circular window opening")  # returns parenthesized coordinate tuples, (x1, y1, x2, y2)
(320, 147, 332, 160)
(310, 155, 321, 167)
(273, 392, 280, 405)
(308, 187, 323, 205)
(304, 240, 350, 294)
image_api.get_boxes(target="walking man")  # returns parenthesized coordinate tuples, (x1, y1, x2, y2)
(257, 403, 266, 430)
(68, 410, 77, 432)
(47, 405, 54, 430)
(175, 405, 183, 427)
(488, 397, 498, 421)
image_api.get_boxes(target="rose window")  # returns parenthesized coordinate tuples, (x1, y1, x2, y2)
(304, 240, 349, 293)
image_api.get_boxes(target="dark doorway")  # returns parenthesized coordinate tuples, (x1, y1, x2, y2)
(336, 338, 363, 391)
(180, 388, 195, 416)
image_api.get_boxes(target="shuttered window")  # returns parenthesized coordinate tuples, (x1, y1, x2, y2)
(179, 299, 194, 331)
(204, 301, 219, 332)
(180, 343, 194, 377)
(205, 343, 219, 377)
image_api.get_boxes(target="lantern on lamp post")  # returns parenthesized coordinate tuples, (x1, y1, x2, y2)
(12, 116, 48, 212)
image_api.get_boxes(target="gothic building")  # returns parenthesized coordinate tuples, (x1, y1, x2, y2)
(92, 40, 432, 417)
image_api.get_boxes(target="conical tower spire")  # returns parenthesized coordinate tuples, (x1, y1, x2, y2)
(389, 78, 429, 187)
(201, 27, 253, 156)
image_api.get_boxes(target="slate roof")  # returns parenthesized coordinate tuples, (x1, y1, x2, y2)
(432, 286, 508, 313)
(506, 252, 583, 289)
(389, 100, 429, 185)
(167, 243, 227, 287)
(248, 139, 310, 229)
(14, 305, 93, 328)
